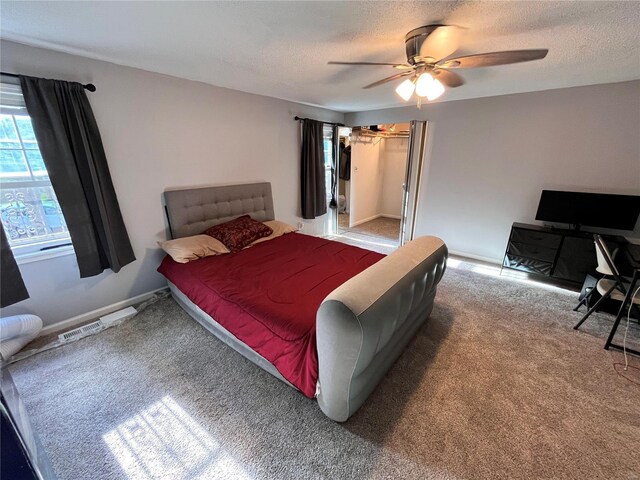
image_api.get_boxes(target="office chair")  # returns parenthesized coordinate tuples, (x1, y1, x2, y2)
(574, 234, 640, 330)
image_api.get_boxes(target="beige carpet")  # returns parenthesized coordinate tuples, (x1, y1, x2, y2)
(8, 264, 640, 480)
(339, 214, 400, 243)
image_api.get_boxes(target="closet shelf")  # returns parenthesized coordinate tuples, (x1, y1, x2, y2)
(352, 131, 409, 139)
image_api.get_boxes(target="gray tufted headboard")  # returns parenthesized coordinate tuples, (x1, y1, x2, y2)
(163, 182, 275, 239)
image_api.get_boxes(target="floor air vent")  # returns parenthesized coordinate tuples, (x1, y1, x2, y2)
(58, 320, 104, 342)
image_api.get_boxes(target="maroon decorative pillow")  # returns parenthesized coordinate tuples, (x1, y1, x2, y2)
(202, 215, 273, 253)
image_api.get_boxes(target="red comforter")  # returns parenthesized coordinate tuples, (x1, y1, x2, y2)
(157, 232, 384, 397)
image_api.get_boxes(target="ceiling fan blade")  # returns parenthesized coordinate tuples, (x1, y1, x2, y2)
(432, 69, 465, 88)
(363, 71, 413, 89)
(328, 61, 412, 69)
(437, 49, 548, 69)
(416, 25, 464, 62)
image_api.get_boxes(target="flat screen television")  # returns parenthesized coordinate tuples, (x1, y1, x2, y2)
(535, 190, 640, 231)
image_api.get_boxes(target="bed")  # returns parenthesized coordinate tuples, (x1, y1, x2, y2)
(159, 182, 448, 421)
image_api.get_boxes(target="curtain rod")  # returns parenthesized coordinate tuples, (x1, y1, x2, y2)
(1, 72, 97, 92)
(294, 116, 344, 127)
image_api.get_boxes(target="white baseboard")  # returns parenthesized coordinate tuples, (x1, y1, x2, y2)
(350, 214, 401, 228)
(350, 214, 382, 227)
(448, 249, 502, 265)
(40, 286, 169, 336)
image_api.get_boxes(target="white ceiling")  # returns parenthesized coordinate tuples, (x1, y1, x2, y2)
(1, 1, 639, 112)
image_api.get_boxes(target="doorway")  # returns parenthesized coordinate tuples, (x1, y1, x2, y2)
(333, 121, 428, 248)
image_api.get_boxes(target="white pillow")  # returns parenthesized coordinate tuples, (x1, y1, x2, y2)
(158, 234, 230, 263)
(246, 220, 298, 247)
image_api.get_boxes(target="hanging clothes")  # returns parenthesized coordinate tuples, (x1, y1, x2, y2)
(339, 142, 351, 181)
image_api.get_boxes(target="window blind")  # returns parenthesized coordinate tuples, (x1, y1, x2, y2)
(0, 77, 29, 115)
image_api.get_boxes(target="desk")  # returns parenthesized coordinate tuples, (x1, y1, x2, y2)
(605, 267, 640, 356)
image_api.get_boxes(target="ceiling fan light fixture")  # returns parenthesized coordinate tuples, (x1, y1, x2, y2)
(426, 78, 445, 101)
(415, 73, 445, 101)
(414, 72, 433, 96)
(395, 78, 415, 101)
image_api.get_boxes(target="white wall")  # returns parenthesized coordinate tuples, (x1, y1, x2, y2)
(0, 40, 343, 327)
(347, 136, 407, 225)
(379, 137, 408, 218)
(349, 136, 382, 226)
(346, 81, 640, 262)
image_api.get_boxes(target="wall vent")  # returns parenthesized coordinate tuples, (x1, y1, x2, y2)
(58, 320, 104, 343)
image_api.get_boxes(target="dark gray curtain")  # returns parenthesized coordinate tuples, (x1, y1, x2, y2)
(20, 75, 135, 278)
(300, 119, 327, 219)
(1, 225, 29, 307)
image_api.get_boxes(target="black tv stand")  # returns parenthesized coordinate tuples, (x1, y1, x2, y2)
(502, 222, 628, 287)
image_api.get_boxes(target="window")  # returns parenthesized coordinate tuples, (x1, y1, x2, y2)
(0, 80, 70, 256)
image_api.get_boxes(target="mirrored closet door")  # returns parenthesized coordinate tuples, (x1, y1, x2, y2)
(332, 121, 428, 248)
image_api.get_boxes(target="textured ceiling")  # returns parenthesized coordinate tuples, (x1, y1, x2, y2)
(1, 1, 639, 112)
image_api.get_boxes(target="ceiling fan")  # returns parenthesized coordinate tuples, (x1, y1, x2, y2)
(329, 25, 548, 105)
